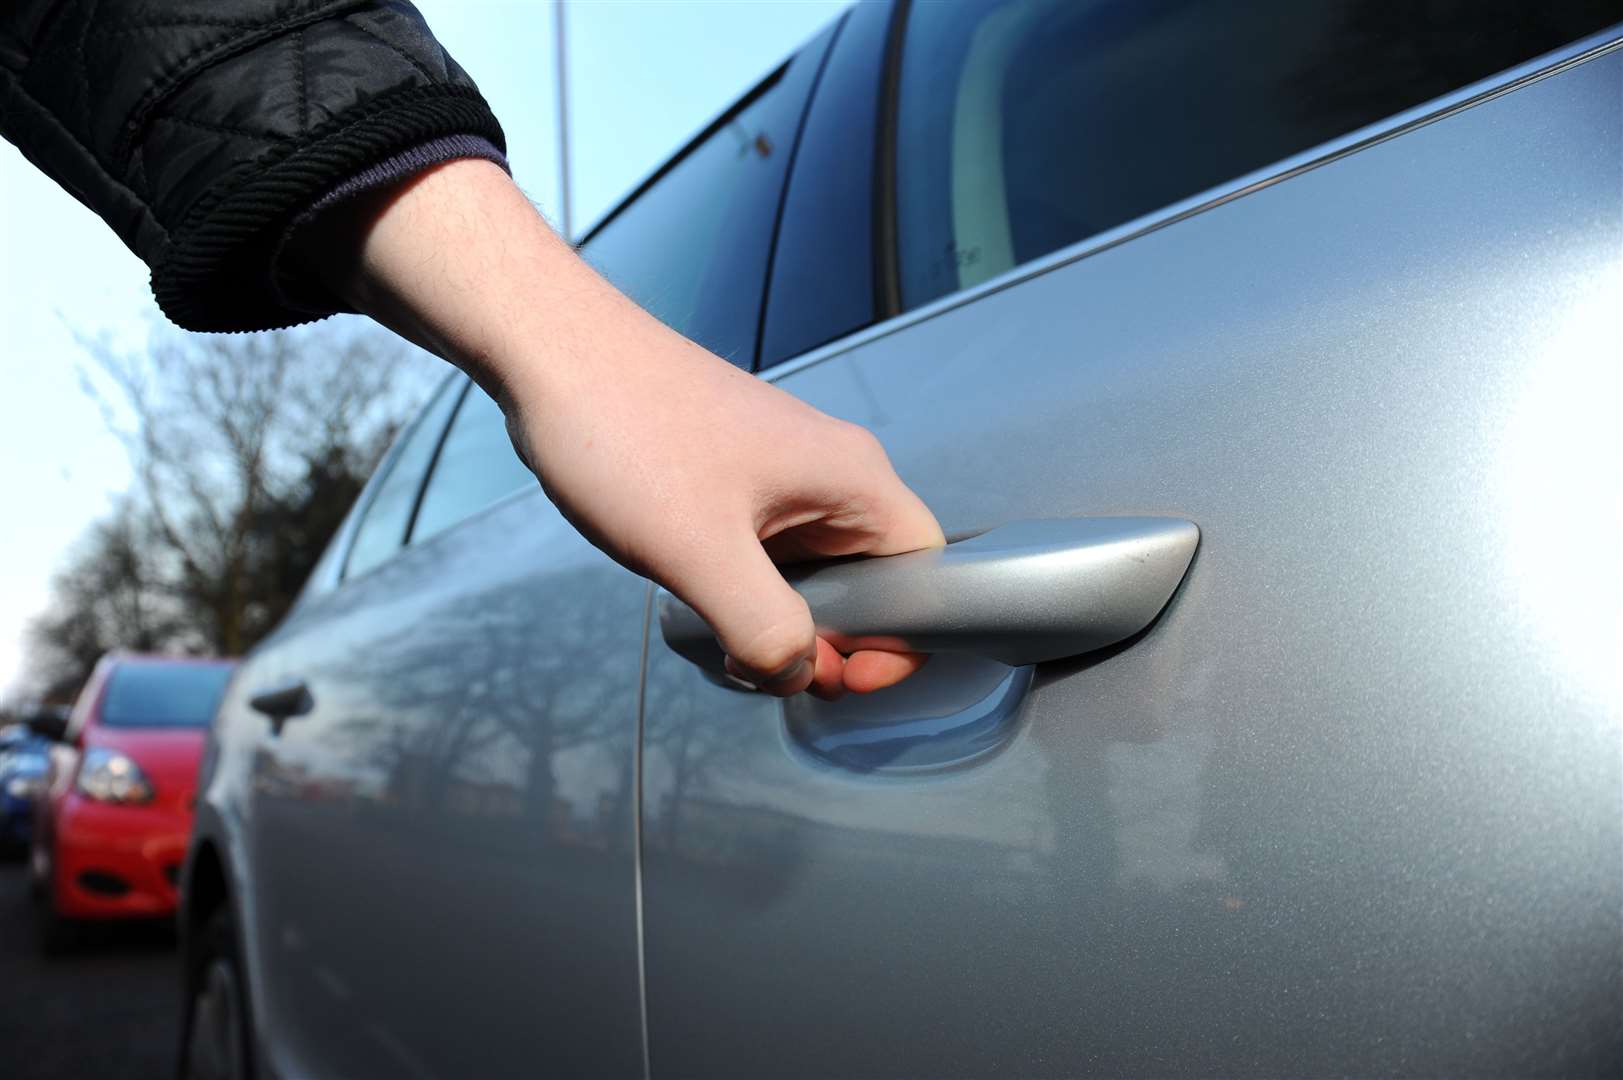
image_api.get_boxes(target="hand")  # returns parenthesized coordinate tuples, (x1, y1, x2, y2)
(300, 159, 944, 698)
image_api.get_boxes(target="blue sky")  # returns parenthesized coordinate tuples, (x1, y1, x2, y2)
(0, 0, 852, 697)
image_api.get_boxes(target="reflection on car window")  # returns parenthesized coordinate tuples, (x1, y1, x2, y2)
(343, 375, 463, 580)
(409, 383, 536, 545)
(895, 0, 1619, 310)
(578, 28, 832, 368)
(100, 664, 232, 728)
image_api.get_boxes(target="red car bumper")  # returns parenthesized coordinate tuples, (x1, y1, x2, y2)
(50, 794, 191, 920)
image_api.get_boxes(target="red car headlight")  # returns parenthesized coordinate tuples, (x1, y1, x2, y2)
(75, 748, 156, 804)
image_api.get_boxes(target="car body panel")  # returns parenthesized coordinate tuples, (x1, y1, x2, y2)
(211, 486, 647, 1079)
(192, 28, 846, 1078)
(183, 12, 1623, 1079)
(50, 794, 193, 917)
(639, 41, 1622, 1078)
(87, 725, 207, 814)
(0, 739, 49, 852)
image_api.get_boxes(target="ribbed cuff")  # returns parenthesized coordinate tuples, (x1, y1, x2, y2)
(311, 133, 508, 214)
(151, 85, 506, 332)
(272, 134, 509, 316)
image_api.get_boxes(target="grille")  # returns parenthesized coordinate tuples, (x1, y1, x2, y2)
(77, 870, 131, 897)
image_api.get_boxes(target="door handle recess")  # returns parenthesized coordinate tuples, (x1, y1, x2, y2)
(658, 517, 1199, 678)
(249, 679, 314, 722)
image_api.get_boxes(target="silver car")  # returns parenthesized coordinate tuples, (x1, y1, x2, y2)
(180, 2, 1623, 1076)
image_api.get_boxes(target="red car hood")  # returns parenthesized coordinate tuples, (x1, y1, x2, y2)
(84, 726, 205, 812)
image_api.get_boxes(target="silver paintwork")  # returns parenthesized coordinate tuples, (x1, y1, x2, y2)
(658, 517, 1199, 672)
(639, 42, 1622, 1078)
(196, 489, 648, 1078)
(186, 25, 1623, 1080)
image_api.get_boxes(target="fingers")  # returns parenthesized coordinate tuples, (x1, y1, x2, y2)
(843, 424, 947, 557)
(758, 428, 943, 697)
(656, 420, 945, 701)
(842, 650, 929, 694)
(690, 530, 818, 697)
(808, 637, 847, 701)
(727, 639, 922, 697)
(868, 483, 947, 557)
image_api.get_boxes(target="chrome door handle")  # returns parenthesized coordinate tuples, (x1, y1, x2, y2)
(248, 679, 314, 722)
(658, 517, 1199, 678)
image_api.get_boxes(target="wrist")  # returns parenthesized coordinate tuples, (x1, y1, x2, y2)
(335, 158, 570, 391)
(323, 155, 716, 429)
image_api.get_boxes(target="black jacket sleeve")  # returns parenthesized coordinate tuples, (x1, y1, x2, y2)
(0, 0, 506, 331)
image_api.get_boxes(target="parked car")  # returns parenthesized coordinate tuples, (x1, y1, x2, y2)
(1, 709, 69, 854)
(179, 2, 1622, 1077)
(0, 721, 53, 856)
(31, 655, 235, 949)
(1, 718, 39, 752)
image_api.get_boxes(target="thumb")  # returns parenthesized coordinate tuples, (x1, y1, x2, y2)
(680, 530, 818, 696)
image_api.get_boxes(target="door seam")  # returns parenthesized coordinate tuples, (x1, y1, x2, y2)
(633, 581, 654, 1080)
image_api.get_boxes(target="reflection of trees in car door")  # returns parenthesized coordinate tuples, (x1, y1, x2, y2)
(254, 488, 648, 1078)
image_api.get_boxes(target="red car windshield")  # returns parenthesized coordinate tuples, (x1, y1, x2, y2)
(99, 664, 232, 728)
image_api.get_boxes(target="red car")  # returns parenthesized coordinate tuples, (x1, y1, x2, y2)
(30, 653, 235, 949)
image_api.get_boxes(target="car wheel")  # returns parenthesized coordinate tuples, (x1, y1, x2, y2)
(28, 843, 77, 954)
(181, 909, 253, 1080)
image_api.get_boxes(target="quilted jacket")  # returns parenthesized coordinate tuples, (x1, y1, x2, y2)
(0, 0, 505, 331)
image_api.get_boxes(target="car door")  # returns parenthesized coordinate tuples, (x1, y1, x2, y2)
(640, 3, 1622, 1077)
(246, 376, 650, 1079)
(232, 22, 841, 1079)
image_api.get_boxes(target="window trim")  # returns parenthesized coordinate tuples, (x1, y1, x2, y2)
(405, 474, 544, 553)
(748, 10, 850, 369)
(761, 21, 1623, 388)
(575, 63, 791, 250)
(757, 0, 899, 370)
(340, 437, 545, 589)
(404, 380, 538, 548)
(400, 378, 473, 547)
(334, 372, 467, 585)
(872, 0, 909, 321)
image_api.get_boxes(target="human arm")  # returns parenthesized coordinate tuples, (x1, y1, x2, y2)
(294, 157, 945, 698)
(0, 0, 502, 331)
(1, 0, 944, 696)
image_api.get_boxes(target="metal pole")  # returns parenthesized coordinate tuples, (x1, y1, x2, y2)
(553, 0, 573, 243)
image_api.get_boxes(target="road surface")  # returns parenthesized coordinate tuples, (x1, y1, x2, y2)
(0, 860, 180, 1079)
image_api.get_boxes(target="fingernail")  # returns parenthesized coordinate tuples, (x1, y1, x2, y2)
(758, 656, 811, 688)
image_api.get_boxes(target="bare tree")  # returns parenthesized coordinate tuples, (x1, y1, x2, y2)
(26, 497, 187, 700)
(69, 318, 440, 656)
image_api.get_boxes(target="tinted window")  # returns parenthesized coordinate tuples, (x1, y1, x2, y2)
(579, 25, 835, 368)
(895, 0, 1620, 310)
(409, 384, 536, 544)
(2, 748, 47, 776)
(343, 375, 463, 580)
(100, 664, 233, 728)
(760, 4, 887, 367)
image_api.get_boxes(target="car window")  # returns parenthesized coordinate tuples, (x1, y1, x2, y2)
(409, 383, 536, 545)
(578, 24, 835, 369)
(342, 374, 464, 580)
(894, 0, 1620, 311)
(99, 664, 233, 728)
(758, 3, 888, 368)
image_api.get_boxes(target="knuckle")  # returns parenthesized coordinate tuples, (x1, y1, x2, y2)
(730, 621, 811, 679)
(836, 419, 885, 458)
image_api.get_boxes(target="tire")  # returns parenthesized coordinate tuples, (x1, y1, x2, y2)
(179, 909, 254, 1080)
(29, 840, 77, 954)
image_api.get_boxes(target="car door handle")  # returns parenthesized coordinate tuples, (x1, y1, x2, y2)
(658, 517, 1199, 678)
(248, 679, 314, 722)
